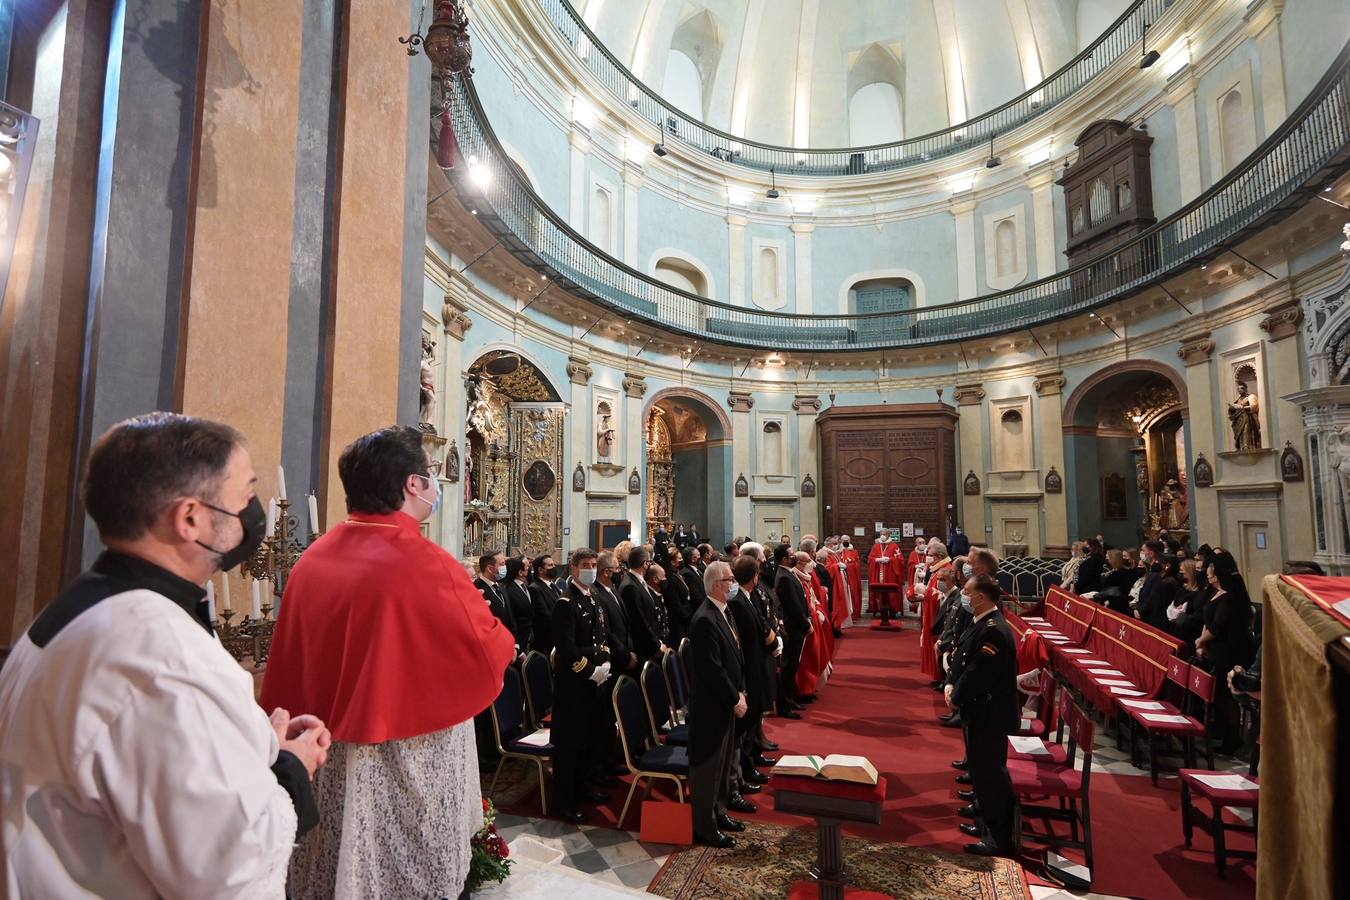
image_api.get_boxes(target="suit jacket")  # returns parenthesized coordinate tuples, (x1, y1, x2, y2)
(680, 564, 708, 608)
(529, 578, 560, 654)
(593, 582, 636, 675)
(951, 610, 1020, 734)
(774, 567, 811, 638)
(687, 598, 744, 766)
(474, 576, 517, 647)
(551, 581, 612, 748)
(933, 587, 961, 638)
(727, 589, 771, 714)
(662, 572, 694, 647)
(620, 572, 668, 660)
(504, 580, 534, 651)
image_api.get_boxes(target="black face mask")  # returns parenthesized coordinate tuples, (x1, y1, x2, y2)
(196, 496, 267, 572)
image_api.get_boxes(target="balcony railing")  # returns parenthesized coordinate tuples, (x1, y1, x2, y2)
(533, 0, 1177, 176)
(444, 37, 1350, 353)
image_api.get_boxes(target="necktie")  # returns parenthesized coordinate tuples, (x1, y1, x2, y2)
(722, 606, 740, 647)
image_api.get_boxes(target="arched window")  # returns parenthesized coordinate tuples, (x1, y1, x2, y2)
(1219, 88, 1253, 171)
(999, 410, 1026, 470)
(849, 82, 904, 146)
(761, 421, 784, 474)
(653, 256, 708, 296)
(590, 185, 613, 255)
(995, 219, 1017, 279)
(663, 50, 703, 119)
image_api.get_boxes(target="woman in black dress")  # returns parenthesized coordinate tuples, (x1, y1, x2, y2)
(662, 547, 694, 649)
(1196, 552, 1257, 753)
(1166, 558, 1212, 650)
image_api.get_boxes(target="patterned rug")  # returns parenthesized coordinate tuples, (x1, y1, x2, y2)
(648, 822, 1029, 900)
(480, 757, 547, 810)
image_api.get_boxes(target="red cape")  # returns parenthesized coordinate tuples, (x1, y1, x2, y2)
(796, 573, 832, 695)
(840, 548, 863, 619)
(867, 540, 904, 584)
(917, 558, 952, 679)
(826, 554, 851, 630)
(260, 511, 516, 744)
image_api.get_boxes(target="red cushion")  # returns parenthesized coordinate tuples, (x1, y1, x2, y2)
(1007, 738, 1069, 765)
(774, 774, 888, 804)
(1180, 769, 1260, 806)
(1009, 758, 1083, 796)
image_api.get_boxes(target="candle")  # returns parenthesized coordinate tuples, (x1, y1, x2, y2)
(221, 572, 232, 610)
(251, 579, 262, 620)
(277, 465, 287, 501)
(266, 497, 278, 535)
(206, 580, 217, 626)
(308, 493, 320, 536)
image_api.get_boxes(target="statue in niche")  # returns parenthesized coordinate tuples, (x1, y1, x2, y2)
(463, 452, 478, 504)
(445, 440, 460, 484)
(596, 403, 616, 460)
(1158, 477, 1187, 530)
(655, 492, 670, 520)
(466, 375, 496, 438)
(1330, 426, 1350, 500)
(1227, 379, 1261, 451)
(418, 336, 437, 433)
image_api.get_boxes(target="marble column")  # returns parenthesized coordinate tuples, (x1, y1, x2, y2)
(1245, 0, 1288, 133)
(794, 394, 822, 539)
(952, 198, 978, 301)
(954, 385, 987, 544)
(566, 356, 594, 554)
(791, 221, 814, 314)
(1034, 373, 1069, 553)
(1027, 166, 1058, 279)
(623, 372, 647, 542)
(622, 164, 642, 266)
(1167, 72, 1204, 200)
(728, 213, 747, 307)
(1261, 298, 1313, 558)
(729, 391, 754, 538)
(1178, 333, 1219, 542)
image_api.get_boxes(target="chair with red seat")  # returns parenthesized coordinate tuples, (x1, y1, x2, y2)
(1014, 666, 1058, 739)
(1008, 682, 1071, 766)
(1010, 698, 1096, 879)
(1179, 762, 1258, 878)
(1121, 660, 1215, 785)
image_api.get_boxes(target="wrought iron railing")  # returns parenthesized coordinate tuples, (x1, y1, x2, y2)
(445, 38, 1350, 352)
(533, 0, 1178, 175)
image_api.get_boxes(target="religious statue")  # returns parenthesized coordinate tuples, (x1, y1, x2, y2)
(1330, 426, 1350, 499)
(463, 453, 478, 504)
(655, 492, 670, 520)
(1158, 477, 1188, 530)
(1227, 380, 1261, 450)
(418, 336, 437, 432)
(445, 440, 460, 484)
(466, 375, 496, 437)
(596, 407, 615, 460)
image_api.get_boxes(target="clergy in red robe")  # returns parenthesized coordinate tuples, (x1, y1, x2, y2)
(825, 547, 851, 631)
(839, 537, 863, 621)
(904, 537, 929, 608)
(867, 533, 904, 613)
(794, 563, 832, 697)
(262, 426, 516, 895)
(917, 540, 952, 680)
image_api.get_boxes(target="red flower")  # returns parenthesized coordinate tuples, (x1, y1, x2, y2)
(482, 797, 491, 812)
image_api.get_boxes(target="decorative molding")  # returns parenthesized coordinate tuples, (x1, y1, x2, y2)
(1259, 299, 1303, 342)
(953, 385, 986, 406)
(572, 461, 586, 492)
(622, 373, 647, 398)
(1279, 441, 1304, 482)
(728, 391, 755, 412)
(566, 356, 593, 385)
(442, 308, 473, 341)
(1033, 372, 1067, 397)
(793, 394, 822, 414)
(1044, 466, 1063, 493)
(628, 468, 642, 494)
(1177, 333, 1216, 366)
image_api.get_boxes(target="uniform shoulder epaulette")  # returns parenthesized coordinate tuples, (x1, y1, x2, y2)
(986, 618, 996, 627)
(572, 656, 589, 673)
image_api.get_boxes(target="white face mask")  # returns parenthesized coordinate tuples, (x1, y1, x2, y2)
(496, 565, 508, 581)
(727, 584, 739, 599)
(578, 569, 597, 586)
(962, 563, 974, 577)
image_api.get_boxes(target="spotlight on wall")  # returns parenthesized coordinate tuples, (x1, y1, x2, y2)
(653, 142, 668, 157)
(984, 135, 1001, 169)
(1139, 22, 1160, 69)
(766, 167, 780, 200)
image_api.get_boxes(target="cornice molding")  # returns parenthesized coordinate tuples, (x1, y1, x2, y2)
(622, 372, 647, 398)
(728, 391, 755, 412)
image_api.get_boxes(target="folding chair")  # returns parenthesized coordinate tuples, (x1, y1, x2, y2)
(996, 572, 1015, 595)
(640, 659, 689, 746)
(1179, 761, 1258, 878)
(1122, 660, 1214, 785)
(1014, 572, 1039, 601)
(613, 675, 690, 828)
(1010, 698, 1096, 879)
(521, 650, 554, 731)
(661, 648, 689, 724)
(1015, 666, 1059, 738)
(487, 666, 553, 814)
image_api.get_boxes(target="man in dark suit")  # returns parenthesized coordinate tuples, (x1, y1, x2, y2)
(592, 551, 632, 781)
(930, 566, 961, 685)
(529, 554, 561, 655)
(740, 542, 782, 752)
(688, 561, 747, 848)
(945, 575, 1019, 857)
(729, 555, 777, 793)
(774, 551, 812, 720)
(502, 556, 534, 653)
(681, 549, 708, 610)
(472, 551, 514, 769)
(619, 547, 668, 662)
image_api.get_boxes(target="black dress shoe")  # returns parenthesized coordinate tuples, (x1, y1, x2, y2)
(727, 794, 758, 814)
(753, 754, 777, 767)
(958, 804, 980, 820)
(716, 814, 747, 833)
(957, 789, 976, 802)
(791, 701, 808, 710)
(780, 709, 803, 720)
(739, 782, 763, 795)
(761, 741, 780, 752)
(959, 823, 984, 838)
(952, 759, 968, 770)
(795, 695, 818, 704)
(941, 714, 963, 728)
(929, 680, 943, 689)
(964, 841, 1010, 858)
(955, 773, 973, 785)
(582, 790, 609, 804)
(560, 810, 586, 824)
(744, 769, 770, 785)
(697, 830, 736, 849)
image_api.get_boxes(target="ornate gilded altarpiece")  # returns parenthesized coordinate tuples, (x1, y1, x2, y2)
(646, 407, 674, 534)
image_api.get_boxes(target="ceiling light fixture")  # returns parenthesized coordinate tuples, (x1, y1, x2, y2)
(766, 167, 780, 200)
(652, 142, 668, 157)
(1139, 22, 1160, 69)
(985, 135, 1001, 169)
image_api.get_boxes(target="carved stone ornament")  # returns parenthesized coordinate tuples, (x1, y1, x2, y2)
(1279, 441, 1304, 482)
(953, 385, 986, 407)
(1193, 453, 1214, 488)
(793, 395, 822, 414)
(801, 473, 816, 497)
(566, 357, 593, 385)
(628, 468, 642, 494)
(728, 391, 755, 412)
(963, 470, 981, 496)
(1260, 300, 1304, 342)
(572, 461, 586, 492)
(1044, 466, 1063, 493)
(735, 473, 750, 497)
(445, 440, 461, 484)
(1177, 333, 1216, 367)
(622, 373, 647, 398)
(1033, 373, 1067, 397)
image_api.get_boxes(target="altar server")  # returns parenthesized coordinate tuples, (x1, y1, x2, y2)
(0, 412, 329, 898)
(262, 425, 515, 898)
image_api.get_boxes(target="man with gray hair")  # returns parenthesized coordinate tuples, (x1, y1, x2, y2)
(688, 561, 748, 848)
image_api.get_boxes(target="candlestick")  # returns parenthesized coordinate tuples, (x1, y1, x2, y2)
(206, 580, 217, 625)
(251, 579, 263, 620)
(308, 493, 319, 536)
(277, 465, 287, 501)
(221, 572, 232, 610)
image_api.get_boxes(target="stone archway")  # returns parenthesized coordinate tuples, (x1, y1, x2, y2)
(644, 388, 731, 545)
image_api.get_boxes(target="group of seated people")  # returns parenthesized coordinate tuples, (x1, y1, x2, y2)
(470, 533, 857, 843)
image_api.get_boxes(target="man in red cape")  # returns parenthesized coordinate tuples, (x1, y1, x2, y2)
(917, 539, 952, 680)
(824, 542, 851, 631)
(905, 536, 928, 614)
(867, 532, 904, 617)
(839, 536, 863, 621)
(794, 553, 833, 698)
(262, 426, 515, 897)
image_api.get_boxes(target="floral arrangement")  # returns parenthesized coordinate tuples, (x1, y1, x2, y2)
(466, 797, 513, 894)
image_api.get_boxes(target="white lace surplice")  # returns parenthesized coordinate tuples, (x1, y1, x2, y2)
(287, 720, 484, 899)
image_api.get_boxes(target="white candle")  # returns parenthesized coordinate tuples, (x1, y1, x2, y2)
(206, 581, 217, 625)
(266, 497, 278, 535)
(277, 465, 287, 501)
(308, 493, 320, 536)
(251, 579, 262, 620)
(221, 573, 232, 610)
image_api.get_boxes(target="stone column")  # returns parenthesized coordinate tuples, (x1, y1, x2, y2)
(1034, 373, 1069, 553)
(791, 221, 814, 313)
(1261, 298, 1313, 558)
(727, 213, 747, 306)
(568, 127, 589, 230)
(952, 198, 978, 301)
(1245, 0, 1288, 133)
(794, 394, 822, 539)
(1167, 73, 1204, 200)
(1027, 166, 1058, 279)
(1178, 333, 1218, 541)
(623, 372, 647, 542)
(953, 385, 987, 544)
(566, 356, 594, 555)
(622, 163, 642, 266)
(440, 275, 473, 558)
(729, 391, 755, 538)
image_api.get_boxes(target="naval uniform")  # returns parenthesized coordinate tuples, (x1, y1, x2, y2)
(949, 607, 1020, 852)
(551, 579, 612, 815)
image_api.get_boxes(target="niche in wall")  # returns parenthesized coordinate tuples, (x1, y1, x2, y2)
(983, 205, 1028, 290)
(752, 238, 787, 310)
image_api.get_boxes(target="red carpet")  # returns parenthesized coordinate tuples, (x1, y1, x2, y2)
(503, 624, 1257, 900)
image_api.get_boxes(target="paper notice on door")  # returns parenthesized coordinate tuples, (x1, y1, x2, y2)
(1008, 736, 1051, 756)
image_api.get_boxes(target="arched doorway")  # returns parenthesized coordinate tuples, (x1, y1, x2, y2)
(645, 391, 730, 545)
(1064, 365, 1189, 547)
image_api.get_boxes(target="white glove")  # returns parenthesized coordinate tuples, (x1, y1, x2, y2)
(774, 636, 784, 657)
(588, 661, 611, 685)
(1166, 602, 1184, 622)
